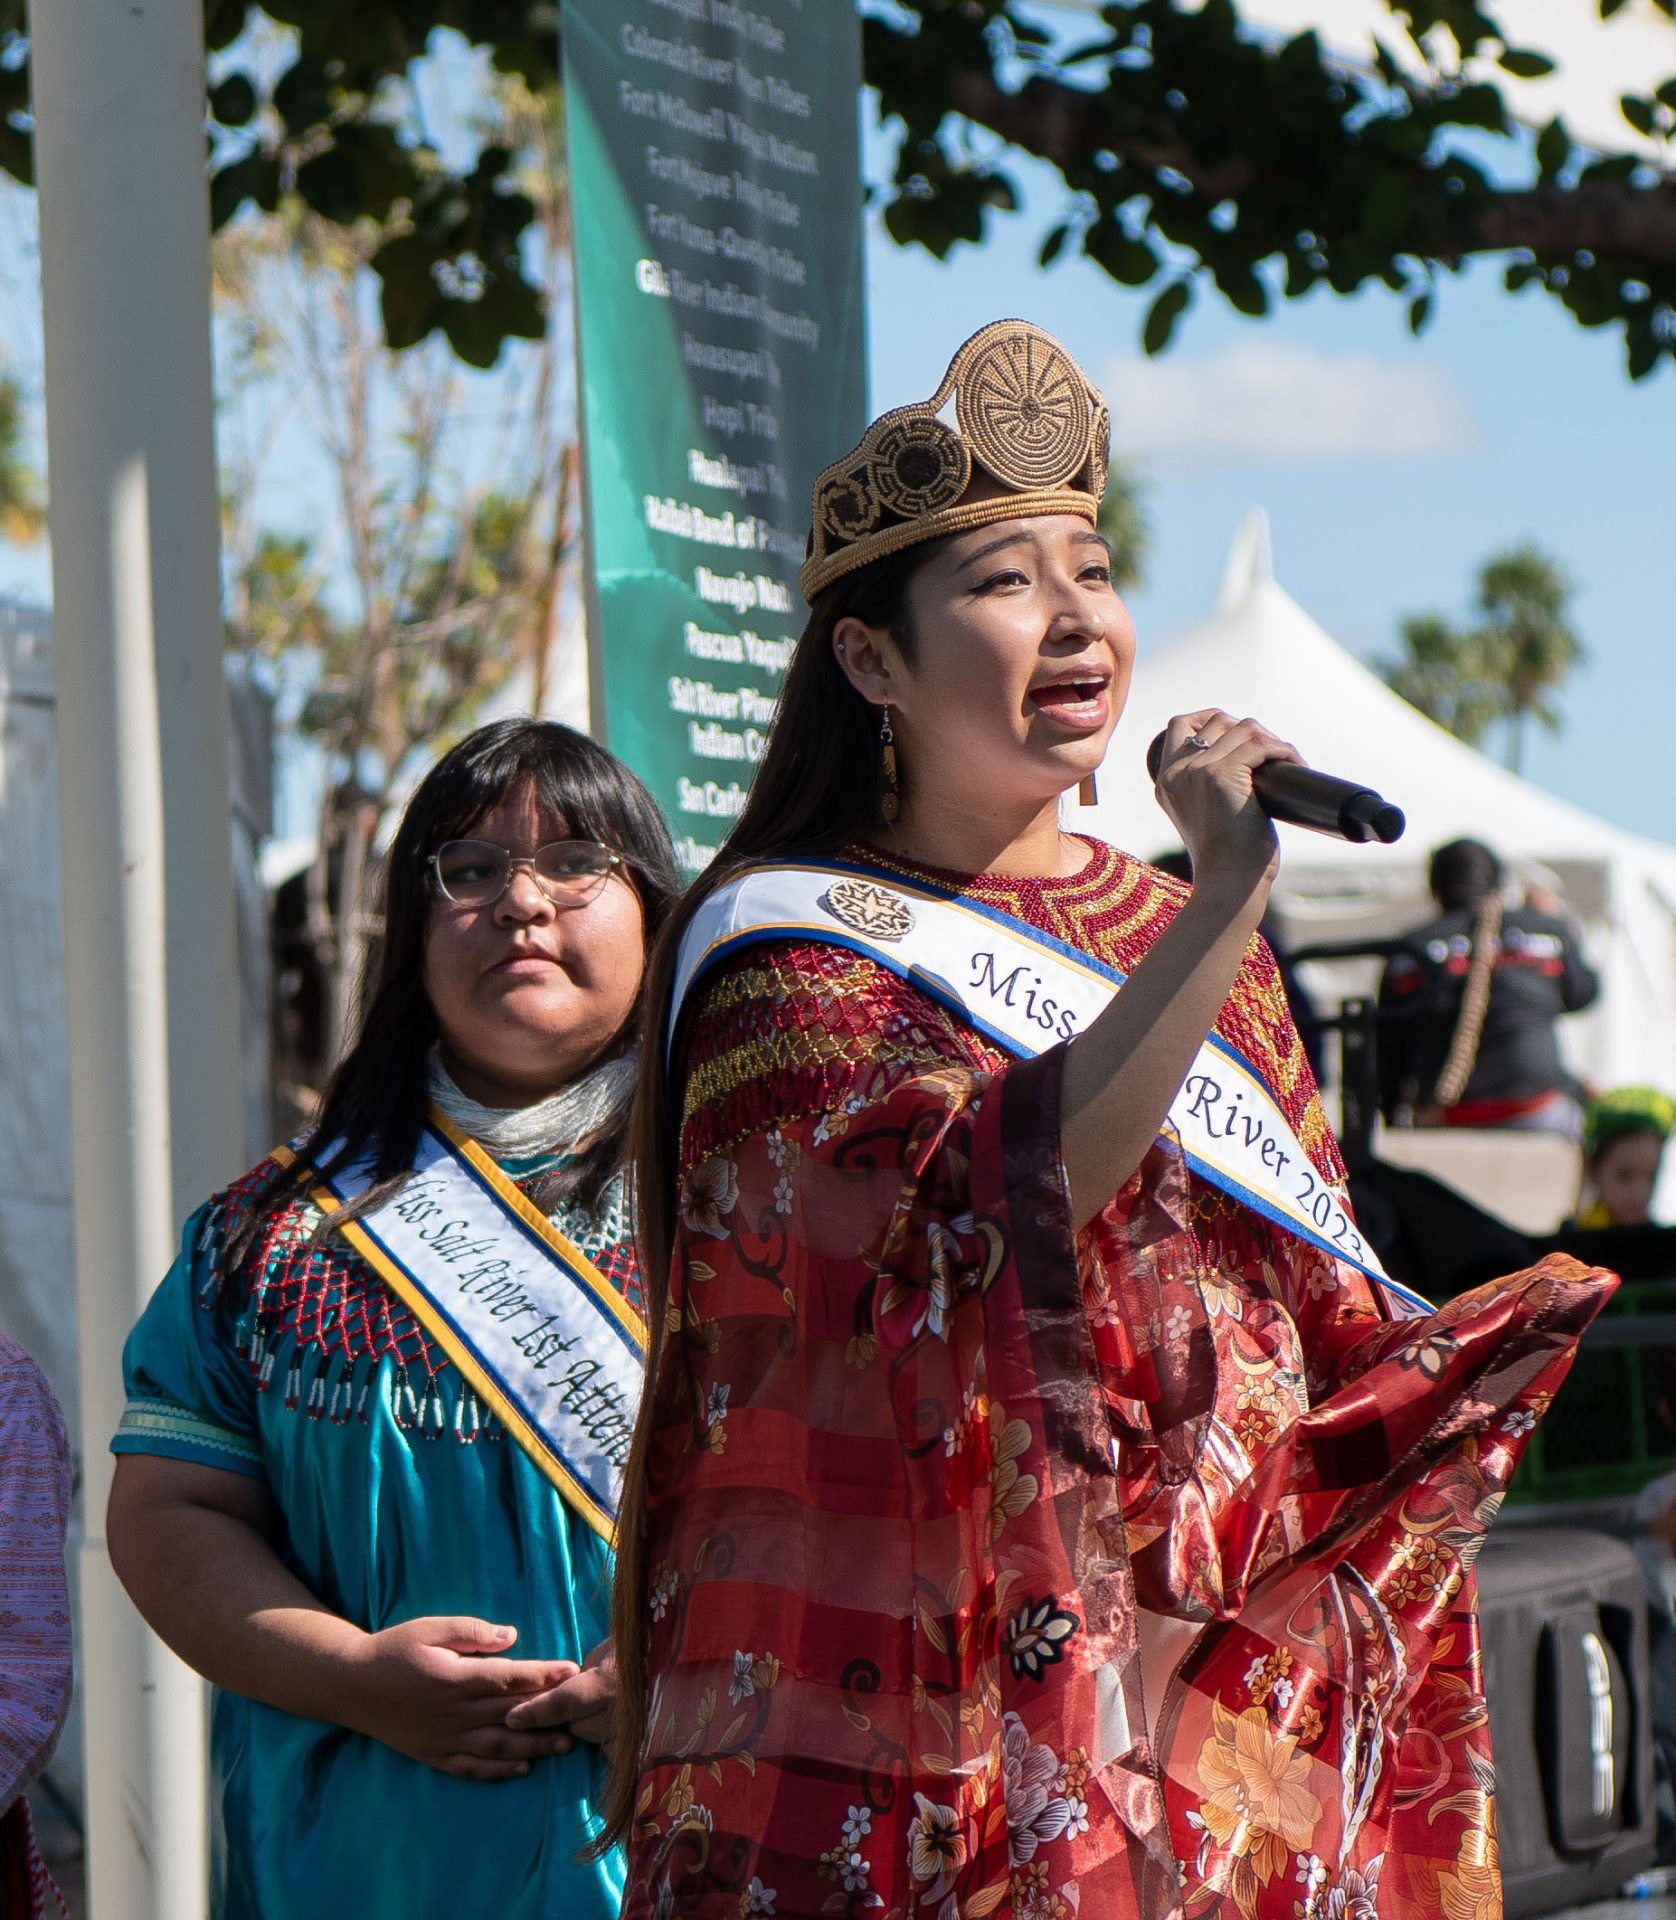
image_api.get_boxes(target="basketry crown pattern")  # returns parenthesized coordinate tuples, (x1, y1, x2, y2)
(800, 319, 1110, 601)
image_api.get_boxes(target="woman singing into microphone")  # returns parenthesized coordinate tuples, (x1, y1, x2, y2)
(604, 321, 1613, 1918)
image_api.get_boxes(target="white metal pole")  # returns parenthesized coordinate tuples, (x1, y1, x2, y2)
(30, 0, 243, 1914)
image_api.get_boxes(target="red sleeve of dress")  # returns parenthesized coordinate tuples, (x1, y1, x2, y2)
(630, 947, 1187, 1918)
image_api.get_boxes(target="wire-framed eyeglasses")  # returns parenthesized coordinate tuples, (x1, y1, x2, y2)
(427, 838, 623, 910)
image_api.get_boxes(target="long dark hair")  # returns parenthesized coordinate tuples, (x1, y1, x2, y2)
(1429, 837, 1502, 912)
(231, 718, 679, 1270)
(602, 539, 938, 1844)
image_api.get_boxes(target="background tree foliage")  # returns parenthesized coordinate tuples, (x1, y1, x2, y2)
(1379, 611, 1503, 747)
(1379, 542, 1584, 771)
(0, 0, 1669, 373)
(1474, 544, 1585, 773)
(209, 61, 577, 1082)
(867, 0, 1676, 380)
(0, 372, 41, 543)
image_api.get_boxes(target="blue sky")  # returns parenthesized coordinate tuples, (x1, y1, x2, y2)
(1, 18, 1669, 847)
(861, 132, 1675, 846)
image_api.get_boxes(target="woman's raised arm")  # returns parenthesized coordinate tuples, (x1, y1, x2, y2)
(1059, 709, 1297, 1228)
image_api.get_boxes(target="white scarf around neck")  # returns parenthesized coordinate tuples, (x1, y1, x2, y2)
(426, 1047, 637, 1161)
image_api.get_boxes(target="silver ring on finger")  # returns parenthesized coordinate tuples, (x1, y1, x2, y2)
(1185, 733, 1211, 751)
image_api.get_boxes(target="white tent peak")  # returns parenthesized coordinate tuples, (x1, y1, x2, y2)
(1079, 515, 1676, 1100)
(1097, 532, 1649, 871)
(1218, 506, 1274, 612)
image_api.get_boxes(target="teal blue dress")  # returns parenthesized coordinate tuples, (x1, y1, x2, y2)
(113, 1143, 634, 1920)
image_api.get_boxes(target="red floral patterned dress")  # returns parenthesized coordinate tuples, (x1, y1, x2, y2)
(624, 840, 1613, 1920)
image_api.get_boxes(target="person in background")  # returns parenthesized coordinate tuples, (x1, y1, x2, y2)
(1577, 1088, 1676, 1852)
(0, 1332, 72, 1920)
(1573, 1086, 1674, 1229)
(1377, 835, 1599, 1134)
(105, 719, 679, 1920)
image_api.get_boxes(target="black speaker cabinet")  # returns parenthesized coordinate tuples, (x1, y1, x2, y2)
(1477, 1527, 1656, 1916)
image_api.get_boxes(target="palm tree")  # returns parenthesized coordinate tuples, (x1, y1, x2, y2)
(1377, 613, 1500, 747)
(1473, 544, 1583, 774)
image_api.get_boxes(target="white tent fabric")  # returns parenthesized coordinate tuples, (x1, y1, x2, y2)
(1079, 512, 1676, 1103)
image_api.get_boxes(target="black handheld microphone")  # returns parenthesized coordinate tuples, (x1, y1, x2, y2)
(1145, 731, 1406, 845)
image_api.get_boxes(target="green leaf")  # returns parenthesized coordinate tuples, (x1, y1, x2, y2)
(209, 74, 258, 128)
(1626, 325, 1661, 381)
(296, 122, 416, 228)
(442, 299, 512, 371)
(1535, 117, 1569, 182)
(292, 145, 364, 229)
(1084, 221, 1157, 286)
(1446, 84, 1509, 133)
(1656, 79, 1676, 111)
(0, 123, 32, 189)
(208, 153, 281, 230)
(1283, 250, 1320, 299)
(985, 172, 1019, 215)
(1037, 222, 1071, 268)
(1408, 290, 1434, 335)
(1214, 260, 1268, 317)
(1621, 94, 1657, 137)
(1142, 281, 1192, 356)
(1498, 48, 1556, 79)
(272, 54, 337, 133)
(1600, 0, 1631, 15)
(370, 234, 436, 354)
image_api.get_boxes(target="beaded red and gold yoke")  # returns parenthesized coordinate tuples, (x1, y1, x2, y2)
(680, 839, 1339, 1184)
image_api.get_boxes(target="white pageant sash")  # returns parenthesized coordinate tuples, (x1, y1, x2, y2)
(671, 860, 1429, 1318)
(278, 1107, 646, 1540)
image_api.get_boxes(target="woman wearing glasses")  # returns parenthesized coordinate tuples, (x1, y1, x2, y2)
(106, 719, 678, 1920)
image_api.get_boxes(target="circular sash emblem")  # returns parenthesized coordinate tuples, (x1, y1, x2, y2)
(820, 879, 916, 943)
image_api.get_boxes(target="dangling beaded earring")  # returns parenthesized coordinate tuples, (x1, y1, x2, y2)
(879, 705, 900, 824)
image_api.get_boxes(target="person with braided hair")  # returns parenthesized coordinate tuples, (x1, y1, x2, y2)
(1377, 837, 1599, 1135)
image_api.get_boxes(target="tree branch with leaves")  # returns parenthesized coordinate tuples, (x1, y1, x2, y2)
(866, 0, 1676, 379)
(0, 0, 1670, 374)
(212, 56, 579, 1078)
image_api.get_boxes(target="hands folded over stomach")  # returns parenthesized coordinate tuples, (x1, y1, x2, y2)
(343, 1614, 616, 1780)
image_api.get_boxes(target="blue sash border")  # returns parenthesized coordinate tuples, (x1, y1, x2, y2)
(672, 853, 1432, 1317)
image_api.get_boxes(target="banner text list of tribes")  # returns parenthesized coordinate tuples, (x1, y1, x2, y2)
(564, 0, 868, 874)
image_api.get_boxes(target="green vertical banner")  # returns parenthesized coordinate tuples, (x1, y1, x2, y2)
(562, 1, 868, 874)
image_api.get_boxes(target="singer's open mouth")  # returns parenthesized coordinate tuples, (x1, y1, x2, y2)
(1028, 677, 1110, 722)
